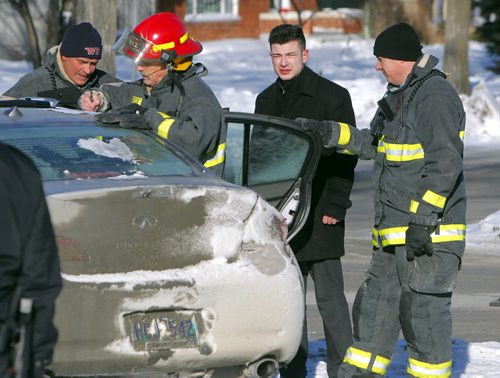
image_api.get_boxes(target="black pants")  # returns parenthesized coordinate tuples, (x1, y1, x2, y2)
(281, 258, 353, 378)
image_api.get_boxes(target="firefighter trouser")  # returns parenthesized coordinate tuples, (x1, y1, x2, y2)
(338, 245, 461, 378)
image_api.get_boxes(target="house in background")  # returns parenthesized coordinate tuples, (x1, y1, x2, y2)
(156, 0, 363, 40)
(0, 0, 451, 63)
(0, 0, 361, 62)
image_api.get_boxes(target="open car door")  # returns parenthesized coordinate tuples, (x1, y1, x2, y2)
(223, 111, 322, 241)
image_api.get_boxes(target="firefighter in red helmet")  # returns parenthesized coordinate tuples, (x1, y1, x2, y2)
(79, 12, 226, 175)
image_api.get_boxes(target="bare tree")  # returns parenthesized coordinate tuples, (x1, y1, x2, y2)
(45, 0, 63, 49)
(74, 0, 117, 76)
(8, 0, 42, 68)
(444, 0, 471, 95)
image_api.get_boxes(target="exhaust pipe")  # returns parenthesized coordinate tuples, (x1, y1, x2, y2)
(243, 358, 279, 378)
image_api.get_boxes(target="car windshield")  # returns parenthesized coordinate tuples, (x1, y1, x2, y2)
(1, 126, 194, 180)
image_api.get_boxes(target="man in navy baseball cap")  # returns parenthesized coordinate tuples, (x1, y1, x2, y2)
(60, 22, 103, 60)
(2, 22, 119, 108)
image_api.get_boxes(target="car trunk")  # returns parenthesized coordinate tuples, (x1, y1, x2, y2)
(47, 184, 304, 375)
(48, 184, 256, 274)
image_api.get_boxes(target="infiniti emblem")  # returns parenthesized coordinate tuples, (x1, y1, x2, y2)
(132, 216, 158, 230)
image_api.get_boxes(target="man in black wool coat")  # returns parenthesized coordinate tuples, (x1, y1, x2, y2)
(255, 24, 358, 378)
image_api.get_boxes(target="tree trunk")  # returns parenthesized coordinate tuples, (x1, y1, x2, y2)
(75, 0, 117, 76)
(8, 0, 42, 68)
(362, 0, 374, 38)
(46, 0, 62, 52)
(444, 0, 471, 95)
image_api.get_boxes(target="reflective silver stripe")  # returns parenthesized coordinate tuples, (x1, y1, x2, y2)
(383, 142, 424, 162)
(377, 224, 466, 246)
(431, 224, 466, 242)
(203, 143, 226, 168)
(373, 355, 391, 375)
(407, 357, 452, 377)
(343, 347, 390, 375)
(343, 347, 371, 370)
(379, 226, 407, 247)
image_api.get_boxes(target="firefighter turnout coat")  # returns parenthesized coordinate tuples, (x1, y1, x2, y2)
(97, 63, 226, 176)
(324, 53, 466, 256)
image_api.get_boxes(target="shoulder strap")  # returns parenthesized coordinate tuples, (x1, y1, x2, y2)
(407, 69, 447, 106)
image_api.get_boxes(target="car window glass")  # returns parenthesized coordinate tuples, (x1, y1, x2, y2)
(1, 127, 193, 180)
(225, 121, 309, 186)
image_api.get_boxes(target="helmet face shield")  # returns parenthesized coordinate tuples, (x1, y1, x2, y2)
(113, 30, 155, 64)
(114, 14, 204, 65)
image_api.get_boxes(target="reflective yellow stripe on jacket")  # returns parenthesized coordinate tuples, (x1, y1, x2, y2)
(410, 190, 447, 213)
(378, 130, 463, 162)
(203, 143, 226, 168)
(381, 141, 424, 162)
(372, 225, 466, 248)
(343, 346, 391, 375)
(337, 122, 354, 155)
(157, 112, 175, 139)
(407, 357, 452, 378)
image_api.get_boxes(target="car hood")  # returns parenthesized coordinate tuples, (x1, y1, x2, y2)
(47, 184, 277, 275)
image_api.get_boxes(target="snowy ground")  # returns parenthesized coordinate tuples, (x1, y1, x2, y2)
(1, 34, 499, 377)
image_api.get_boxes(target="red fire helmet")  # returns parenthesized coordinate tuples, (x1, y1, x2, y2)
(113, 12, 202, 64)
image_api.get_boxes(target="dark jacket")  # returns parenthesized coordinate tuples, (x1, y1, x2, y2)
(98, 63, 226, 176)
(0, 143, 62, 375)
(255, 66, 358, 261)
(2, 45, 120, 108)
(322, 54, 466, 256)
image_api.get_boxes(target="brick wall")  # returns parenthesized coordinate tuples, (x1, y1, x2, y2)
(260, 10, 362, 37)
(156, 0, 361, 42)
(185, 1, 269, 40)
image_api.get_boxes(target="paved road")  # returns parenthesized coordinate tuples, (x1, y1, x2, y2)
(305, 145, 500, 343)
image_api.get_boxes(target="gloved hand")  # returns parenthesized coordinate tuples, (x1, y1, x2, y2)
(95, 104, 151, 130)
(295, 118, 337, 145)
(406, 223, 434, 261)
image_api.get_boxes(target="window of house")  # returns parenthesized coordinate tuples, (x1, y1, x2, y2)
(186, 0, 239, 21)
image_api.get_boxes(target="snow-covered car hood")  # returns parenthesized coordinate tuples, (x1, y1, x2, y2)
(48, 184, 289, 275)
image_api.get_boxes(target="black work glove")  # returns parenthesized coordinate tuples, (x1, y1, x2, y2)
(406, 223, 434, 261)
(295, 118, 337, 145)
(95, 104, 151, 130)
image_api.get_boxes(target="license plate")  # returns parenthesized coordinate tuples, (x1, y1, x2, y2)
(125, 310, 200, 351)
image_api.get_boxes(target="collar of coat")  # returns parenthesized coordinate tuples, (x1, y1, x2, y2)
(153, 62, 207, 91)
(388, 53, 440, 94)
(276, 66, 318, 97)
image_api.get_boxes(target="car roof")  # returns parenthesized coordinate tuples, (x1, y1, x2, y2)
(0, 102, 239, 195)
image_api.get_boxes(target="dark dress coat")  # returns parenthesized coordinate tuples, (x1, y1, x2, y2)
(255, 66, 357, 261)
(0, 143, 62, 373)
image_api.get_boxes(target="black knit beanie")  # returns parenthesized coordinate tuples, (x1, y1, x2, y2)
(60, 22, 102, 59)
(373, 22, 422, 61)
